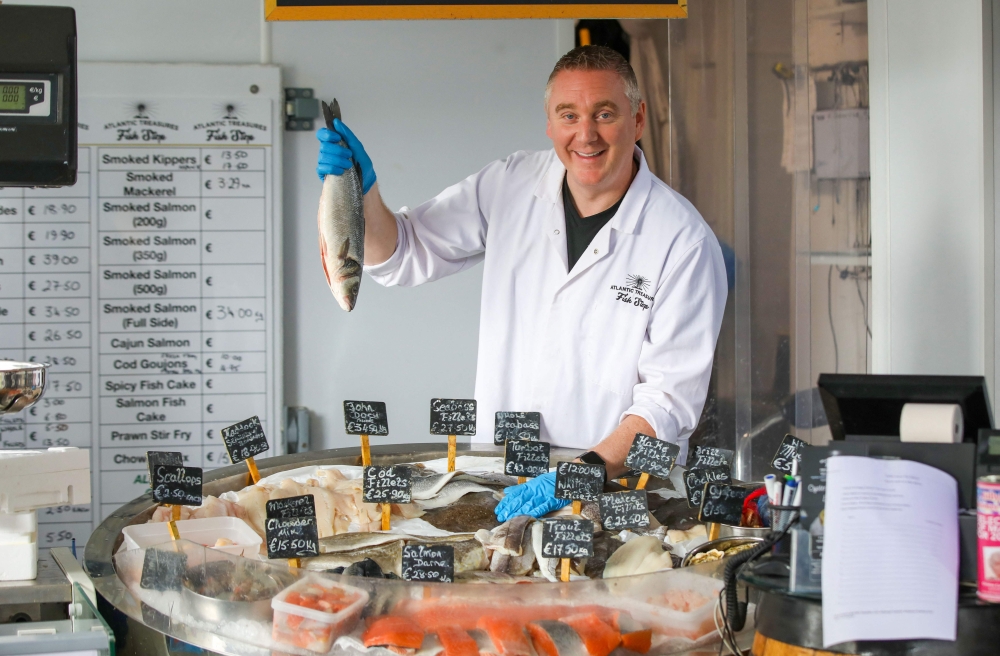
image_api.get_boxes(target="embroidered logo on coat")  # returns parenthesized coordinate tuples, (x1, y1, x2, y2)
(609, 274, 654, 311)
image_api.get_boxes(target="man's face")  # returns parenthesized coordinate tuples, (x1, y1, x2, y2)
(546, 69, 646, 193)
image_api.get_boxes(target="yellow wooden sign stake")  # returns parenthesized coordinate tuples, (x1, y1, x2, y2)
(518, 476, 527, 484)
(618, 478, 628, 488)
(708, 522, 720, 542)
(167, 504, 181, 540)
(381, 503, 391, 531)
(560, 557, 571, 582)
(636, 472, 650, 490)
(246, 456, 261, 484)
(447, 435, 457, 472)
(571, 500, 581, 515)
(360, 434, 371, 466)
(289, 557, 301, 569)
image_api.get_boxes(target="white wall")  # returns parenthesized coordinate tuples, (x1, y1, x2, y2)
(869, 0, 992, 380)
(24, 0, 571, 450)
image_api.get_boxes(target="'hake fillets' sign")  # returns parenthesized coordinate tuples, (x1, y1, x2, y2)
(265, 494, 319, 559)
(685, 466, 731, 508)
(699, 482, 752, 526)
(430, 398, 477, 436)
(151, 464, 203, 505)
(343, 400, 389, 436)
(220, 415, 269, 464)
(140, 547, 187, 592)
(504, 439, 550, 478)
(493, 411, 541, 445)
(624, 433, 679, 480)
(541, 518, 594, 559)
(555, 461, 605, 501)
(598, 490, 651, 531)
(689, 445, 734, 470)
(362, 465, 412, 504)
(771, 434, 807, 474)
(401, 544, 455, 583)
(146, 451, 182, 483)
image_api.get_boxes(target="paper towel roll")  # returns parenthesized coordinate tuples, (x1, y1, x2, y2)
(899, 403, 964, 443)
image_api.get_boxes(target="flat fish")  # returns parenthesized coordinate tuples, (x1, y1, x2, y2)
(416, 480, 492, 510)
(526, 621, 587, 656)
(317, 98, 365, 312)
(583, 532, 623, 579)
(422, 491, 500, 534)
(303, 539, 403, 576)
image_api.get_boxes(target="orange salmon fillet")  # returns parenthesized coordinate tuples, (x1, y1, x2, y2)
(436, 626, 480, 656)
(363, 616, 424, 650)
(477, 616, 533, 656)
(561, 614, 620, 656)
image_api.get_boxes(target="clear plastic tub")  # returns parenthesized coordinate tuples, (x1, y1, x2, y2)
(271, 575, 368, 653)
(121, 517, 262, 558)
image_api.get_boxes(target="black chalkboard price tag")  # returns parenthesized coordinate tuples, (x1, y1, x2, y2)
(146, 451, 182, 484)
(429, 398, 477, 435)
(624, 434, 680, 483)
(140, 547, 187, 591)
(362, 465, 412, 504)
(221, 416, 269, 464)
(771, 434, 807, 475)
(598, 490, 650, 531)
(151, 465, 203, 506)
(493, 411, 541, 445)
(541, 518, 594, 559)
(698, 482, 752, 526)
(401, 544, 455, 583)
(504, 439, 550, 479)
(266, 494, 316, 520)
(343, 401, 389, 436)
(554, 461, 605, 502)
(684, 465, 731, 508)
(265, 517, 319, 560)
(689, 445, 734, 470)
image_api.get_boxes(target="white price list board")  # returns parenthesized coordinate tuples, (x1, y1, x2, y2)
(0, 63, 283, 553)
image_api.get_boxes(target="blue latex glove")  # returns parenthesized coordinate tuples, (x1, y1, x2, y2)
(494, 471, 570, 522)
(316, 118, 376, 194)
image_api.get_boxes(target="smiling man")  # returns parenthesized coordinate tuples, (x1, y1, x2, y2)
(316, 46, 727, 519)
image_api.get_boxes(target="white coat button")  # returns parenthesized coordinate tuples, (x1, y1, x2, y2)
(594, 248, 599, 254)
(554, 229, 560, 235)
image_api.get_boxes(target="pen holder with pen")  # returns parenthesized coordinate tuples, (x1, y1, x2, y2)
(768, 504, 800, 533)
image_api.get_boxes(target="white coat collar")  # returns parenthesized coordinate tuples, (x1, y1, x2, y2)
(532, 144, 652, 236)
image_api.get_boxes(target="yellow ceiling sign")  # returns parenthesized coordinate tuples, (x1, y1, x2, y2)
(265, 0, 686, 20)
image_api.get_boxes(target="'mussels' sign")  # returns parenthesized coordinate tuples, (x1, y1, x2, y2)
(265, 0, 686, 21)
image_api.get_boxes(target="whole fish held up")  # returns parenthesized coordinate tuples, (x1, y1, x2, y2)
(318, 98, 365, 312)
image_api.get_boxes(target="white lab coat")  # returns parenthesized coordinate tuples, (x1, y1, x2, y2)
(366, 146, 727, 464)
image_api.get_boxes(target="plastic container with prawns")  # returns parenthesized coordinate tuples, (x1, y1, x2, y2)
(270, 574, 369, 652)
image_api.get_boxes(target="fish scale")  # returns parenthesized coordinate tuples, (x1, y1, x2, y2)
(317, 98, 365, 312)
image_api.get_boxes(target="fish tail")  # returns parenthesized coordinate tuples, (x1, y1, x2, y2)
(322, 98, 342, 131)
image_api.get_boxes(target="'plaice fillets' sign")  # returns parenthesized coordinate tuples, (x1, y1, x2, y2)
(599, 490, 650, 531)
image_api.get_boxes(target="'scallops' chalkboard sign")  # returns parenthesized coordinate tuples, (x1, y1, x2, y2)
(689, 445, 734, 470)
(265, 495, 319, 559)
(540, 518, 594, 558)
(684, 466, 730, 508)
(140, 546, 188, 591)
(265, 0, 688, 21)
(151, 465, 203, 506)
(343, 401, 389, 436)
(624, 434, 679, 480)
(698, 482, 752, 526)
(362, 465, 413, 504)
(494, 411, 541, 445)
(504, 439, 550, 478)
(220, 415, 269, 464)
(401, 544, 455, 583)
(598, 490, 650, 531)
(146, 451, 183, 484)
(771, 434, 807, 474)
(554, 461, 605, 501)
(430, 399, 477, 436)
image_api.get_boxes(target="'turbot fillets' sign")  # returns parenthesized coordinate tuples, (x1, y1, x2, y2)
(493, 411, 541, 445)
(362, 465, 412, 504)
(624, 433, 680, 480)
(343, 401, 389, 436)
(220, 415, 269, 464)
(554, 461, 605, 501)
(504, 439, 550, 478)
(430, 399, 477, 435)
(151, 464, 203, 505)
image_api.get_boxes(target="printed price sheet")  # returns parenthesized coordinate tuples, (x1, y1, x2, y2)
(0, 64, 282, 554)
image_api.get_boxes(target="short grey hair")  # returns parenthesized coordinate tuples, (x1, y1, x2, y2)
(545, 45, 642, 116)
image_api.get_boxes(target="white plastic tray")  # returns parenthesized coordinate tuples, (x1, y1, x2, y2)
(122, 517, 262, 558)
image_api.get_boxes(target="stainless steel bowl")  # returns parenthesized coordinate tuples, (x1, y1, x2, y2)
(681, 536, 764, 567)
(182, 558, 296, 623)
(0, 360, 47, 414)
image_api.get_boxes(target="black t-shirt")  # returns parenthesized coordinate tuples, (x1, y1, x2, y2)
(562, 176, 625, 271)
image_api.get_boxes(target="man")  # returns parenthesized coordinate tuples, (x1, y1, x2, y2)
(316, 46, 727, 520)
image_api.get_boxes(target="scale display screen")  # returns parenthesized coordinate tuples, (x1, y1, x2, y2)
(0, 84, 26, 111)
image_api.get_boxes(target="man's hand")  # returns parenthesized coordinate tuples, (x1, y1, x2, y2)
(494, 471, 569, 522)
(316, 118, 377, 194)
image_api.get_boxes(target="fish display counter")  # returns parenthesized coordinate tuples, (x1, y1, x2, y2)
(85, 444, 757, 656)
